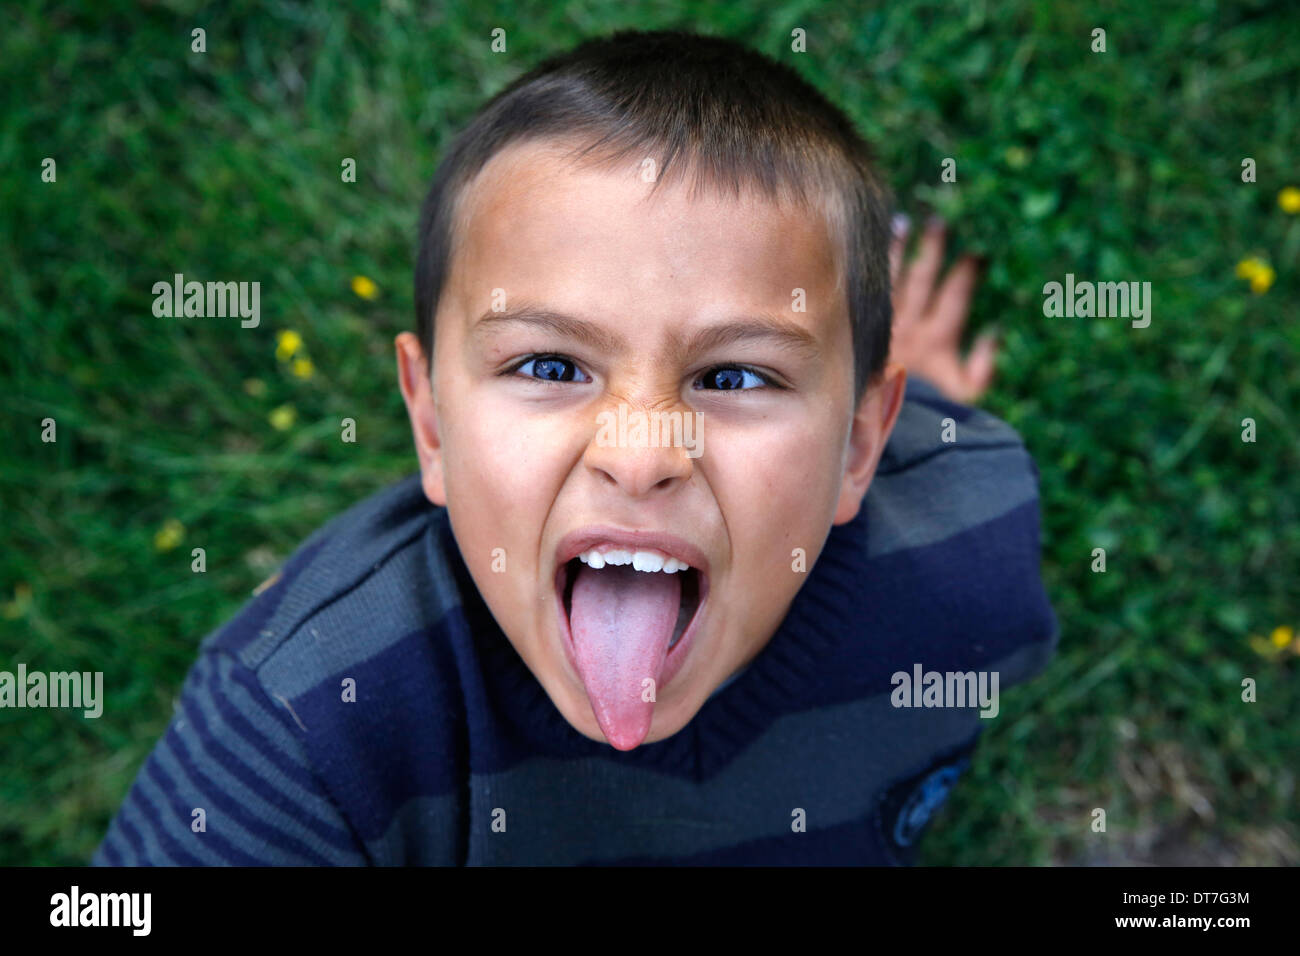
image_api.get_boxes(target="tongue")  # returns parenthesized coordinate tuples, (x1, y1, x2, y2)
(568, 562, 681, 750)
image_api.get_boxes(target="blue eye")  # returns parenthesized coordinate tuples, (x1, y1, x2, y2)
(506, 356, 775, 391)
(695, 366, 771, 390)
(514, 355, 590, 383)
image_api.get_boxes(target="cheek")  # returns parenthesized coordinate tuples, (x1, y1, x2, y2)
(709, 415, 844, 519)
(439, 394, 595, 621)
(441, 409, 554, 617)
(441, 387, 569, 515)
(706, 418, 845, 591)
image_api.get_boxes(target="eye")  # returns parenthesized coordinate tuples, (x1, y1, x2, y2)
(511, 354, 590, 383)
(694, 365, 773, 391)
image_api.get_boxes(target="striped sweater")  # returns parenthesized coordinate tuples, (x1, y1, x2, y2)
(92, 376, 1057, 865)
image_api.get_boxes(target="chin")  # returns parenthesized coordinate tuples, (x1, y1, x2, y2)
(554, 659, 703, 750)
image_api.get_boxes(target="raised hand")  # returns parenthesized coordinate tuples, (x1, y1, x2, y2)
(889, 215, 998, 405)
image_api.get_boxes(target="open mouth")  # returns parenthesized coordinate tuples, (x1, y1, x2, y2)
(559, 557, 703, 653)
(549, 530, 711, 749)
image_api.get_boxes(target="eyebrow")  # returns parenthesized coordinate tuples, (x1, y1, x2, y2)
(471, 305, 821, 363)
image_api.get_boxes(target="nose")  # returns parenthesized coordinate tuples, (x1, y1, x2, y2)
(582, 400, 697, 498)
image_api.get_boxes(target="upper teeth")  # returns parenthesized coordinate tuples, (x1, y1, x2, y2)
(578, 548, 690, 573)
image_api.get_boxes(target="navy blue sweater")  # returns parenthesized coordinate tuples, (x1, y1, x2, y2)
(93, 376, 1057, 865)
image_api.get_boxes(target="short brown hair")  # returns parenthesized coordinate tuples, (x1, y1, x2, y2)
(414, 29, 894, 399)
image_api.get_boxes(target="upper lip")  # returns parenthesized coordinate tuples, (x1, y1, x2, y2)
(554, 525, 711, 576)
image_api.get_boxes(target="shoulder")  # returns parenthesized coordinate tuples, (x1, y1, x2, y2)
(198, 474, 466, 712)
(871, 374, 1044, 558)
(881, 374, 1039, 481)
(171, 475, 470, 862)
(92, 479, 465, 867)
(864, 375, 1058, 684)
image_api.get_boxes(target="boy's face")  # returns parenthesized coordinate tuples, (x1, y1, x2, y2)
(398, 138, 904, 750)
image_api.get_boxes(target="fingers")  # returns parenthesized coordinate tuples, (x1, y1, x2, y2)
(930, 254, 980, 345)
(897, 217, 947, 319)
(962, 330, 998, 401)
(888, 212, 997, 405)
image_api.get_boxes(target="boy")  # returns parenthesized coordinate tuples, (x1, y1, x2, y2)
(94, 29, 1055, 865)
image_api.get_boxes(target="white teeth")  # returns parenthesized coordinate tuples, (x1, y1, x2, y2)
(633, 551, 663, 572)
(577, 547, 691, 574)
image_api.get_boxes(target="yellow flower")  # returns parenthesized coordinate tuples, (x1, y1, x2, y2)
(1270, 625, 1294, 648)
(1278, 187, 1300, 214)
(1237, 258, 1275, 293)
(351, 275, 379, 300)
(269, 404, 297, 431)
(275, 329, 303, 362)
(1235, 257, 1264, 280)
(291, 357, 315, 379)
(154, 518, 185, 552)
(1250, 264, 1275, 295)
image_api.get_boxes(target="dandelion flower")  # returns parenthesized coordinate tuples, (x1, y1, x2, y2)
(1279, 187, 1300, 214)
(154, 518, 185, 552)
(1270, 625, 1294, 648)
(269, 404, 297, 431)
(1250, 264, 1275, 295)
(1235, 258, 1264, 280)
(351, 275, 379, 300)
(291, 357, 315, 379)
(276, 329, 303, 362)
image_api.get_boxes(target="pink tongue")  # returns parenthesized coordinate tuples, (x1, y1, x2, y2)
(569, 562, 681, 750)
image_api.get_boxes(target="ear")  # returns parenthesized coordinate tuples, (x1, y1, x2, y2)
(832, 362, 907, 525)
(395, 331, 447, 507)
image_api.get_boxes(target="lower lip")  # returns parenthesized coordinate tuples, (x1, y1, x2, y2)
(552, 560, 709, 694)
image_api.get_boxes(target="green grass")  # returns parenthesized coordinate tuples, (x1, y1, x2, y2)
(2, 0, 1297, 865)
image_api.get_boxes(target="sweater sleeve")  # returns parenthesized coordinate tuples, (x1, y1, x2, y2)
(91, 648, 368, 866)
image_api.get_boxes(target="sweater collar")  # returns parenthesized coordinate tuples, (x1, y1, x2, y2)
(431, 501, 870, 776)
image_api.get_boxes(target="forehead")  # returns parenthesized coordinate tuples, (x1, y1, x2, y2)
(445, 138, 844, 326)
